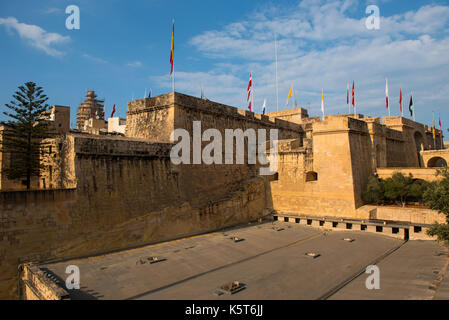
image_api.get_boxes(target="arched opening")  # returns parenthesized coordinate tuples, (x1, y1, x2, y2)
(427, 157, 448, 168)
(414, 131, 424, 167)
(305, 171, 318, 182)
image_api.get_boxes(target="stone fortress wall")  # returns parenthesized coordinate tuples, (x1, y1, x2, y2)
(0, 91, 446, 299)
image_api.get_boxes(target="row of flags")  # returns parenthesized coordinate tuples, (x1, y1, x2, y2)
(167, 20, 443, 142)
(433, 112, 443, 141)
(385, 78, 414, 118)
(167, 19, 439, 138)
(93, 104, 116, 120)
(245, 74, 443, 142)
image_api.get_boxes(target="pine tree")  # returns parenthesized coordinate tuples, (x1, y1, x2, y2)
(0, 82, 51, 189)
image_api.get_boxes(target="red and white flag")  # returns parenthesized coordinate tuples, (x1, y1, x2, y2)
(385, 78, 389, 109)
(439, 115, 442, 139)
(247, 73, 252, 102)
(399, 87, 403, 114)
(247, 73, 252, 111)
(110, 104, 116, 118)
(352, 80, 355, 108)
(347, 83, 349, 105)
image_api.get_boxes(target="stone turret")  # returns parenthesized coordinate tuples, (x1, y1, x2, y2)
(76, 90, 105, 129)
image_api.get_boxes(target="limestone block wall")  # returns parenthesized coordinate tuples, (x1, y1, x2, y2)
(382, 116, 443, 167)
(270, 116, 365, 218)
(347, 118, 376, 208)
(0, 134, 271, 299)
(126, 92, 304, 144)
(421, 149, 449, 168)
(125, 93, 175, 142)
(376, 167, 441, 182)
(359, 205, 446, 225)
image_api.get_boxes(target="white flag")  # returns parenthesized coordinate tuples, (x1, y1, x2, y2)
(321, 88, 325, 116)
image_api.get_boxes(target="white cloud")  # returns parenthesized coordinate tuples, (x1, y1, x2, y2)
(0, 17, 69, 57)
(156, 1, 449, 122)
(42, 8, 63, 14)
(82, 53, 108, 64)
(126, 61, 142, 68)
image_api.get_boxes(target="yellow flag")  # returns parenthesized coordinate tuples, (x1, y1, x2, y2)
(433, 112, 436, 139)
(321, 89, 324, 115)
(286, 86, 293, 105)
(288, 86, 293, 98)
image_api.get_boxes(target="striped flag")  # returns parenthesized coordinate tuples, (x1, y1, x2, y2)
(262, 98, 266, 115)
(399, 87, 403, 114)
(321, 88, 324, 116)
(247, 73, 252, 102)
(352, 80, 355, 108)
(347, 83, 349, 105)
(385, 78, 389, 110)
(433, 112, 436, 140)
(439, 115, 442, 139)
(170, 20, 174, 75)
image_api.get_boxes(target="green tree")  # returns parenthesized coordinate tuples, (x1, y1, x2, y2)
(423, 167, 449, 221)
(424, 167, 449, 241)
(384, 172, 414, 207)
(426, 223, 449, 242)
(362, 175, 385, 204)
(408, 179, 430, 204)
(0, 82, 50, 189)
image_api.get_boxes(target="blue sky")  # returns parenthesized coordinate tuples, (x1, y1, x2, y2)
(0, 0, 448, 131)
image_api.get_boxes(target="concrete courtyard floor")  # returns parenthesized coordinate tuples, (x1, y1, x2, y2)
(39, 221, 449, 300)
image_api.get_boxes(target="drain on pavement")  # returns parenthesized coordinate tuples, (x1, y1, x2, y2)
(148, 256, 166, 264)
(230, 236, 245, 243)
(214, 281, 246, 295)
(305, 252, 321, 259)
(136, 256, 167, 265)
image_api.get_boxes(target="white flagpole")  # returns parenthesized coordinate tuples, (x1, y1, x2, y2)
(412, 92, 415, 122)
(274, 34, 279, 112)
(144, 88, 147, 99)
